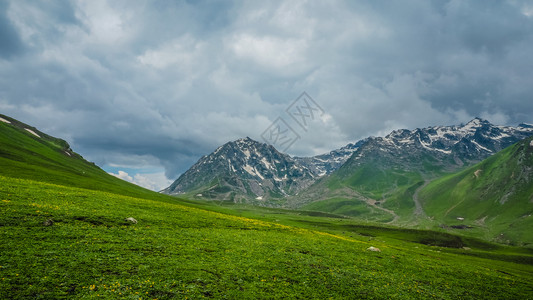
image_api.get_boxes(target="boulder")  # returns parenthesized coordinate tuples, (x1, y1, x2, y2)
(124, 217, 137, 224)
(367, 246, 381, 252)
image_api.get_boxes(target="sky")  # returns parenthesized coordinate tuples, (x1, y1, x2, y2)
(1, 0, 533, 191)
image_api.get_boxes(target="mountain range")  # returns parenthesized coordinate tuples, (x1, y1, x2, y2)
(292, 118, 533, 218)
(294, 139, 366, 176)
(3, 112, 532, 245)
(161, 117, 533, 244)
(163, 118, 533, 206)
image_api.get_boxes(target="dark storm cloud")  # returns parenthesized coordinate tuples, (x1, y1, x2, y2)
(419, 0, 533, 121)
(1, 0, 533, 189)
(0, 2, 24, 58)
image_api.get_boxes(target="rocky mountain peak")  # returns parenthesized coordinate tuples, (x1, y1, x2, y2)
(162, 137, 316, 202)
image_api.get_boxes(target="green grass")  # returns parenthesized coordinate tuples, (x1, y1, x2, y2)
(2, 175, 533, 299)
(381, 180, 421, 218)
(301, 137, 533, 247)
(0, 118, 178, 203)
(302, 198, 382, 218)
(2, 114, 533, 298)
(315, 161, 430, 223)
(343, 165, 423, 200)
(198, 202, 533, 262)
(420, 137, 533, 246)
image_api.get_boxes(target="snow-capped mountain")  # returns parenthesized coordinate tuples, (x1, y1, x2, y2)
(163, 118, 533, 206)
(294, 139, 368, 176)
(161, 137, 316, 202)
(342, 118, 533, 172)
(290, 118, 533, 211)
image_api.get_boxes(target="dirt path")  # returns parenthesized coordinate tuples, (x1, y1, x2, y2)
(328, 187, 400, 223)
(444, 198, 465, 216)
(413, 180, 430, 217)
(358, 192, 399, 224)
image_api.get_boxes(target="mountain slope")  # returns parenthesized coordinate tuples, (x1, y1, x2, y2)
(0, 114, 163, 199)
(293, 118, 533, 221)
(294, 139, 367, 176)
(419, 136, 533, 246)
(162, 137, 316, 203)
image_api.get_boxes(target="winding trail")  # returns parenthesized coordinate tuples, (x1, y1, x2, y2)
(413, 180, 430, 217)
(357, 192, 399, 223)
(445, 198, 465, 216)
(330, 187, 400, 223)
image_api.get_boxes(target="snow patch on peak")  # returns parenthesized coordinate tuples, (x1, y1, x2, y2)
(242, 164, 255, 176)
(433, 148, 452, 154)
(461, 118, 485, 132)
(242, 149, 251, 159)
(468, 117, 485, 124)
(0, 117, 11, 124)
(213, 145, 223, 155)
(242, 164, 264, 180)
(236, 137, 255, 144)
(261, 157, 272, 169)
(471, 140, 492, 153)
(228, 159, 236, 173)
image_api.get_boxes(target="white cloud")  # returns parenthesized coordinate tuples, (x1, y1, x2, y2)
(229, 33, 309, 72)
(109, 170, 172, 191)
(137, 35, 204, 70)
(523, 7, 533, 17)
(480, 111, 509, 125)
(132, 173, 173, 192)
(75, 0, 131, 45)
(109, 170, 132, 182)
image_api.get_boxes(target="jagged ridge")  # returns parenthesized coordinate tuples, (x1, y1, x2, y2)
(163, 118, 533, 208)
(162, 137, 316, 202)
(293, 118, 533, 220)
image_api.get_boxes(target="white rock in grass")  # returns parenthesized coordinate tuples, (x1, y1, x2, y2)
(125, 217, 137, 224)
(366, 246, 381, 252)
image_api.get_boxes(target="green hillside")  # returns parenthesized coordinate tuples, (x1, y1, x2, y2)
(2, 114, 533, 298)
(0, 114, 171, 201)
(291, 121, 533, 227)
(294, 159, 430, 223)
(420, 136, 533, 246)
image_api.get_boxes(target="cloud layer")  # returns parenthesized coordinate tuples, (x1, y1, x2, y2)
(2, 0, 533, 189)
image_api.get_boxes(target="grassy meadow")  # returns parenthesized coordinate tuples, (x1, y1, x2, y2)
(2, 116, 533, 298)
(1, 175, 533, 299)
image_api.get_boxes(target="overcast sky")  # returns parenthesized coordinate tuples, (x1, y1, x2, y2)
(2, 0, 533, 191)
